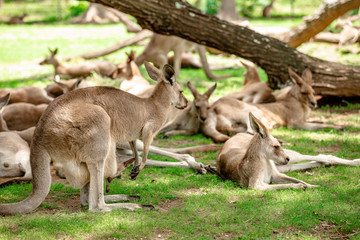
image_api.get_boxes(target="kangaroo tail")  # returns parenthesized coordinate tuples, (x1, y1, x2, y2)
(0, 144, 51, 215)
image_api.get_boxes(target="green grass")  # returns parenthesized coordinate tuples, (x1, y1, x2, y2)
(1, 2, 360, 239)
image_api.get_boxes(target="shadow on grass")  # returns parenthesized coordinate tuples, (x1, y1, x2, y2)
(0, 73, 52, 88)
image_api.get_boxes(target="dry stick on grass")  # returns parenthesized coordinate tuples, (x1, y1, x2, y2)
(64, 30, 153, 61)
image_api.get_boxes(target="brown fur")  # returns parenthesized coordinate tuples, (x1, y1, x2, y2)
(201, 68, 345, 143)
(215, 113, 318, 190)
(0, 86, 53, 105)
(0, 62, 187, 215)
(112, 51, 154, 97)
(2, 103, 47, 131)
(135, 33, 231, 80)
(40, 48, 116, 78)
(227, 60, 275, 104)
(160, 81, 217, 138)
(45, 77, 89, 98)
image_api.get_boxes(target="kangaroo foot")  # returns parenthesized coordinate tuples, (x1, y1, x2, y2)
(130, 165, 140, 180)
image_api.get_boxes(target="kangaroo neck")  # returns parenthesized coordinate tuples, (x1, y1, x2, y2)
(149, 81, 172, 110)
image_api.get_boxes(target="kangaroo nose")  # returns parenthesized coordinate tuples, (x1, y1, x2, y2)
(200, 117, 206, 122)
(285, 156, 290, 163)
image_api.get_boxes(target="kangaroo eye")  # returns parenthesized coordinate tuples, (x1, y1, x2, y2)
(274, 145, 280, 150)
(3, 163, 9, 168)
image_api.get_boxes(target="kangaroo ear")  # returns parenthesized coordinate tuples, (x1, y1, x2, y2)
(74, 78, 83, 90)
(144, 61, 161, 81)
(0, 93, 10, 110)
(249, 112, 268, 138)
(187, 81, 200, 98)
(127, 51, 135, 62)
(162, 64, 175, 85)
(288, 68, 304, 86)
(204, 83, 217, 99)
(301, 68, 312, 85)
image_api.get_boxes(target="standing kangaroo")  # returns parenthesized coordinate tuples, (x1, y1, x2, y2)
(0, 62, 187, 215)
(214, 113, 318, 190)
(201, 68, 344, 143)
(135, 33, 231, 80)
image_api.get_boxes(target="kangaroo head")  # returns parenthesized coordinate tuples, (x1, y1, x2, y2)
(249, 112, 289, 165)
(112, 51, 138, 79)
(288, 68, 317, 109)
(40, 48, 58, 65)
(187, 81, 216, 122)
(144, 61, 187, 109)
(54, 75, 83, 94)
(240, 60, 260, 85)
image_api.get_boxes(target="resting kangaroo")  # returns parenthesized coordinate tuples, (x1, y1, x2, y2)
(2, 103, 47, 131)
(227, 61, 275, 104)
(45, 76, 89, 98)
(112, 51, 154, 97)
(0, 86, 53, 105)
(160, 81, 217, 138)
(214, 113, 318, 190)
(40, 48, 116, 79)
(0, 62, 187, 214)
(135, 33, 231, 80)
(201, 68, 344, 143)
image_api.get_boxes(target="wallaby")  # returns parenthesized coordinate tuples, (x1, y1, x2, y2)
(160, 81, 217, 138)
(201, 68, 345, 143)
(227, 60, 275, 104)
(0, 62, 187, 215)
(2, 103, 47, 131)
(214, 113, 318, 190)
(0, 86, 53, 105)
(112, 51, 154, 97)
(135, 33, 231, 80)
(40, 48, 117, 79)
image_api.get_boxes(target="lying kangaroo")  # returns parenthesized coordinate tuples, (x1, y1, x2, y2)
(112, 51, 154, 97)
(0, 62, 187, 215)
(0, 86, 53, 105)
(0, 131, 31, 181)
(201, 68, 344, 143)
(0, 94, 32, 181)
(160, 81, 217, 138)
(135, 33, 231, 80)
(40, 48, 116, 79)
(2, 103, 47, 131)
(45, 76, 89, 98)
(214, 113, 318, 190)
(227, 61, 275, 104)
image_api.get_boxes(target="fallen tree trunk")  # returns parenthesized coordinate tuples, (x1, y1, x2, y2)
(89, 0, 360, 97)
(281, 0, 360, 48)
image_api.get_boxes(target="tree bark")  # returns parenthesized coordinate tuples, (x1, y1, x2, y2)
(88, 0, 360, 97)
(281, 0, 360, 48)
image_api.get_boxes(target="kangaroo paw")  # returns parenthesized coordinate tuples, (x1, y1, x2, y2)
(130, 166, 140, 180)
